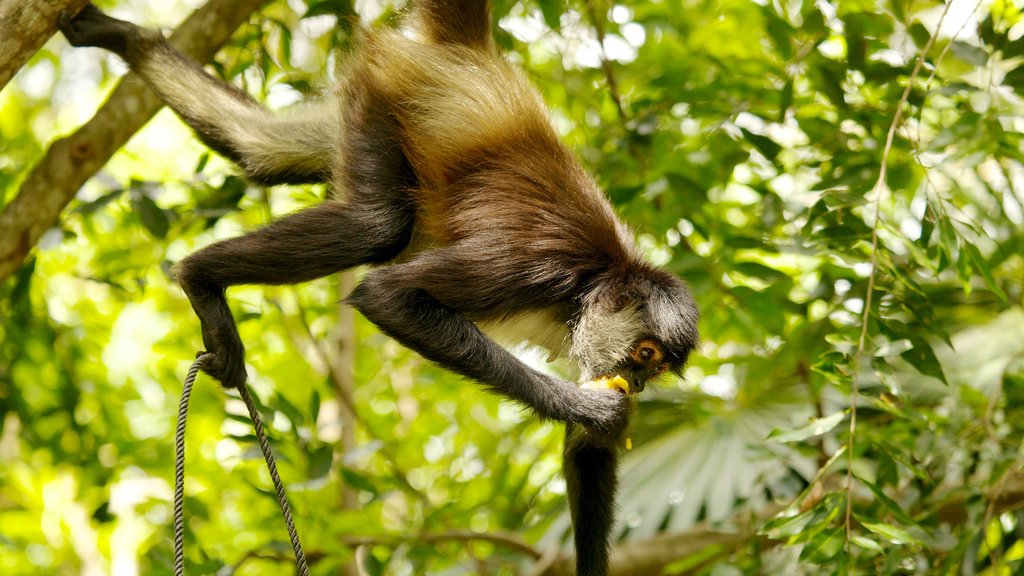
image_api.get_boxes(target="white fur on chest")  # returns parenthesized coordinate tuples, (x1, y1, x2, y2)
(478, 309, 571, 362)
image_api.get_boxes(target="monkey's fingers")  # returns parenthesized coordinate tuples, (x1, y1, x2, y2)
(195, 350, 247, 390)
(60, 4, 136, 53)
(581, 375, 631, 395)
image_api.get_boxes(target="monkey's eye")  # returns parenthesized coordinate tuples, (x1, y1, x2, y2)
(631, 340, 665, 365)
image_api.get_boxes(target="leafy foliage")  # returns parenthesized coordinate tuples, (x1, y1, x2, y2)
(1, 0, 1022, 574)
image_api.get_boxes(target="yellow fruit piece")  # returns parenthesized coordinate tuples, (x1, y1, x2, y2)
(581, 375, 631, 395)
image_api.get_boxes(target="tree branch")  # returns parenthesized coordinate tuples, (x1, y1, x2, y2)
(0, 0, 91, 91)
(0, 0, 270, 284)
(344, 530, 543, 561)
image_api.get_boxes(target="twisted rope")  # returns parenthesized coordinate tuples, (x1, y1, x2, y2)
(236, 378, 310, 576)
(173, 357, 201, 576)
(174, 355, 309, 576)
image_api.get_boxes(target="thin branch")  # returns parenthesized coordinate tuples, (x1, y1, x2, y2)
(344, 530, 543, 561)
(844, 0, 955, 558)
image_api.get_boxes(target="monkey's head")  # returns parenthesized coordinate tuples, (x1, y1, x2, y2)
(572, 266, 699, 393)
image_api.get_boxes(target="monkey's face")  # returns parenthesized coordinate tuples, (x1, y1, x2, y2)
(582, 336, 688, 394)
(613, 338, 672, 393)
(571, 268, 699, 392)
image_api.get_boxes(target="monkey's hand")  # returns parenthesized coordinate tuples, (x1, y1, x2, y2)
(195, 320, 248, 390)
(59, 4, 143, 56)
(573, 387, 632, 437)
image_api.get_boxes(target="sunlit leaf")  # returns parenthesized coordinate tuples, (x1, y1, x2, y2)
(860, 520, 924, 545)
(767, 411, 846, 443)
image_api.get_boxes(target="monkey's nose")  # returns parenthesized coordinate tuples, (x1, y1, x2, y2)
(629, 375, 645, 394)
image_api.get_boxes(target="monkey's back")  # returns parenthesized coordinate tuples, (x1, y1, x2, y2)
(345, 29, 636, 276)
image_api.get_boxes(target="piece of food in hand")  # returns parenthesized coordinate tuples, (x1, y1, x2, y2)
(582, 375, 635, 449)
(582, 375, 631, 395)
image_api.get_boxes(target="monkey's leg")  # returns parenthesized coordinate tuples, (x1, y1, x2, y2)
(60, 5, 336, 185)
(176, 199, 414, 388)
(348, 267, 633, 433)
(564, 426, 620, 576)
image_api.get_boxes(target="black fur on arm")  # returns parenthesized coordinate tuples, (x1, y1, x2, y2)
(347, 263, 632, 433)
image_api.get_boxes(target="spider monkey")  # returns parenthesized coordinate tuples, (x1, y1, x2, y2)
(61, 2, 699, 574)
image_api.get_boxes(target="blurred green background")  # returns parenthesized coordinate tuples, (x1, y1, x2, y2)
(1, 0, 1022, 574)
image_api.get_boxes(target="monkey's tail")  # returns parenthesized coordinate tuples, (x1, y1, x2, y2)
(563, 426, 619, 576)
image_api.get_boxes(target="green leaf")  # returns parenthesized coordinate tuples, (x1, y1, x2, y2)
(194, 152, 210, 173)
(844, 21, 866, 70)
(304, 0, 355, 18)
(1004, 37, 1024, 59)
(951, 41, 988, 66)
(917, 202, 936, 248)
(310, 389, 321, 421)
(800, 527, 845, 562)
(955, 246, 973, 294)
(937, 216, 958, 273)
(860, 520, 924, 545)
(963, 242, 1009, 304)
(740, 128, 782, 161)
(275, 393, 306, 427)
(778, 77, 793, 122)
(537, 0, 562, 30)
(75, 189, 124, 216)
(888, 0, 909, 23)
(763, 494, 843, 542)
(851, 535, 883, 552)
(342, 467, 379, 494)
(901, 336, 948, 385)
(734, 262, 790, 284)
(765, 16, 794, 60)
(767, 411, 846, 443)
(662, 544, 730, 575)
(308, 444, 333, 480)
(854, 474, 917, 526)
(132, 195, 169, 239)
(1004, 65, 1024, 96)
(908, 22, 931, 48)
(196, 175, 247, 225)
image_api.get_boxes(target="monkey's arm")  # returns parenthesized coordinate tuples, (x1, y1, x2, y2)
(60, 5, 336, 185)
(348, 266, 632, 433)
